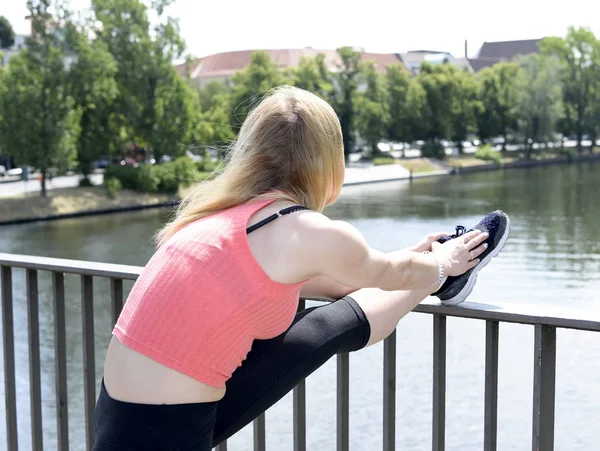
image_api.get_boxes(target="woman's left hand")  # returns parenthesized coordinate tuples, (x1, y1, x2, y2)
(407, 232, 451, 253)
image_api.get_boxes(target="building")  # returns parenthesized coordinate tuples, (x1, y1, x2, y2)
(1, 34, 28, 67)
(468, 39, 542, 72)
(399, 50, 474, 74)
(176, 48, 410, 88)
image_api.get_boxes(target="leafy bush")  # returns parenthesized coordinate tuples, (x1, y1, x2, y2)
(105, 177, 122, 199)
(171, 157, 198, 186)
(421, 141, 445, 160)
(137, 165, 161, 193)
(104, 157, 215, 194)
(153, 164, 178, 193)
(373, 157, 396, 166)
(475, 144, 504, 166)
(104, 165, 139, 190)
(198, 159, 223, 173)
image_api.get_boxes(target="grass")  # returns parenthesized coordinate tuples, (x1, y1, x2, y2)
(0, 185, 171, 222)
(398, 158, 443, 173)
(449, 146, 600, 168)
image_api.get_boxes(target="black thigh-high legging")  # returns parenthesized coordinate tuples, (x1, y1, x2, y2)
(93, 296, 371, 451)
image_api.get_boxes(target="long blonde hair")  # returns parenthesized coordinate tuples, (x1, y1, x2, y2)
(156, 86, 345, 246)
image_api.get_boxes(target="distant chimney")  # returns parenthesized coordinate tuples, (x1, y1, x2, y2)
(465, 40, 468, 58)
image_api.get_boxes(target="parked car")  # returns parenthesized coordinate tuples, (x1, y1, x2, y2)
(0, 165, 6, 177)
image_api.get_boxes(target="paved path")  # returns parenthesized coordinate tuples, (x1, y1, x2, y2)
(0, 163, 446, 199)
(0, 173, 103, 198)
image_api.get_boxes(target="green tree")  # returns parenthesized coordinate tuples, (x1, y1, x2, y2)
(477, 62, 520, 147)
(152, 71, 197, 160)
(292, 53, 334, 100)
(92, 0, 186, 159)
(541, 27, 600, 153)
(450, 69, 483, 153)
(330, 47, 362, 161)
(0, 16, 15, 49)
(515, 54, 564, 157)
(0, 1, 80, 196)
(385, 63, 414, 149)
(197, 82, 235, 158)
(404, 79, 428, 142)
(67, 27, 119, 180)
(229, 51, 287, 131)
(355, 63, 390, 156)
(416, 62, 455, 152)
(199, 80, 231, 112)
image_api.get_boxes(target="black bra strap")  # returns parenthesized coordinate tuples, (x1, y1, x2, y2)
(246, 205, 310, 234)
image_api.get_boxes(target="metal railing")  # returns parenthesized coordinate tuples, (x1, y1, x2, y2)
(1, 252, 599, 451)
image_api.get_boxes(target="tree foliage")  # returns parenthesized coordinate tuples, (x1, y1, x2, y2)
(67, 27, 119, 178)
(355, 63, 390, 156)
(515, 54, 564, 156)
(0, 1, 80, 196)
(0, 16, 15, 49)
(330, 47, 362, 161)
(229, 51, 288, 131)
(541, 27, 600, 152)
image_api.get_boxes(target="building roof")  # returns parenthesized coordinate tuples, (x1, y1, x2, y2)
(178, 48, 408, 80)
(477, 39, 541, 60)
(467, 39, 542, 72)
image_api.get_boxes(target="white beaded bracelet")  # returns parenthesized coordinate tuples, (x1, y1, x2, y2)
(423, 251, 445, 289)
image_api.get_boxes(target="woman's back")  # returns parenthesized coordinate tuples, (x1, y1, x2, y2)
(104, 199, 308, 404)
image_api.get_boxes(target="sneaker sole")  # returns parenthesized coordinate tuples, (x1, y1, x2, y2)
(440, 215, 511, 306)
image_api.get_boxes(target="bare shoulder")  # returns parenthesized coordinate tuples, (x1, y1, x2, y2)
(247, 202, 374, 285)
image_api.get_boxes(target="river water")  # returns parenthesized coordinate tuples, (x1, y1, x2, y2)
(1, 162, 600, 450)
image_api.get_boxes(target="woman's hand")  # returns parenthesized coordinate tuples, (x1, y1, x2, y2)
(431, 230, 489, 277)
(408, 232, 451, 253)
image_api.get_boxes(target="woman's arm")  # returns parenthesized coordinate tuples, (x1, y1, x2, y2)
(293, 213, 486, 292)
(299, 231, 450, 300)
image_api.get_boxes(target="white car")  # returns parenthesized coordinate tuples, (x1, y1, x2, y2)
(0, 165, 6, 176)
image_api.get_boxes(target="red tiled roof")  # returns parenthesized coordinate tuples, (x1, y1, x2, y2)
(181, 48, 408, 79)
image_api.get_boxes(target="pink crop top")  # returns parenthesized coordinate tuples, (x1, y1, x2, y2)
(113, 199, 305, 388)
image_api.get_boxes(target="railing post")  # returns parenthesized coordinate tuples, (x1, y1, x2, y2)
(27, 269, 44, 450)
(484, 320, 499, 451)
(53, 272, 69, 451)
(532, 324, 556, 451)
(82, 275, 96, 450)
(432, 315, 446, 451)
(294, 299, 307, 451)
(1, 266, 18, 451)
(110, 278, 124, 328)
(253, 414, 266, 451)
(337, 352, 349, 451)
(383, 330, 396, 451)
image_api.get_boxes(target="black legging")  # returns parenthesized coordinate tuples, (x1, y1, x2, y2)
(93, 296, 370, 451)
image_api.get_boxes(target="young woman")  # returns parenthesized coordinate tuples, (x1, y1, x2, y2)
(94, 86, 509, 450)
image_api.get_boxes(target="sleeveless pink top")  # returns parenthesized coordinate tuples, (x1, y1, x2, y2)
(113, 199, 304, 388)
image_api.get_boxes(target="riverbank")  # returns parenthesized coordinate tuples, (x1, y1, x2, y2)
(1, 151, 599, 225)
(0, 187, 174, 225)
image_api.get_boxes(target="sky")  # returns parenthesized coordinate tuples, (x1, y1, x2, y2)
(3, 0, 600, 59)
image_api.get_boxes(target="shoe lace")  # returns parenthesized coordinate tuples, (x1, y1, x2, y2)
(450, 225, 467, 238)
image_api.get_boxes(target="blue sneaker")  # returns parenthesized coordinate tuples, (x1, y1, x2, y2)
(431, 211, 510, 305)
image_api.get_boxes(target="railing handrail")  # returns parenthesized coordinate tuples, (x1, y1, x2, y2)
(2, 252, 599, 450)
(2, 252, 599, 332)
(0, 252, 142, 280)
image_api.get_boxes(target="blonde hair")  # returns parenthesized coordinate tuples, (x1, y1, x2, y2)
(156, 86, 345, 246)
